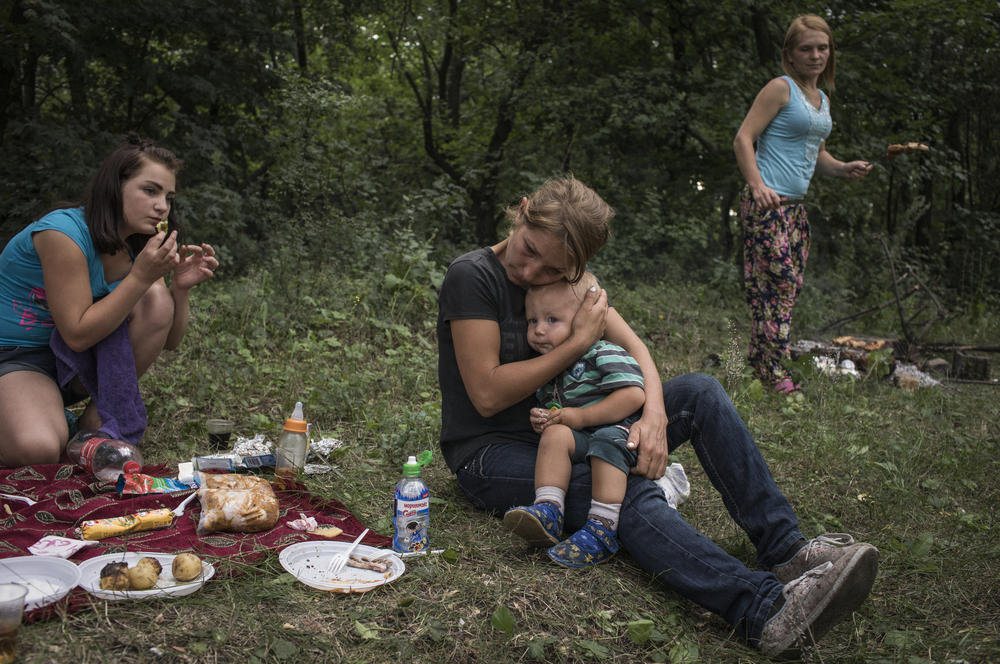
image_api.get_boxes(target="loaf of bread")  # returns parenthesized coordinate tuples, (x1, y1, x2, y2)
(196, 474, 279, 534)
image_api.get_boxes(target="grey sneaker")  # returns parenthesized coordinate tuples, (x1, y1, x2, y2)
(760, 546, 876, 659)
(772, 533, 878, 585)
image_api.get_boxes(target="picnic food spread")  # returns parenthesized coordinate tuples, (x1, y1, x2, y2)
(1, 419, 404, 622)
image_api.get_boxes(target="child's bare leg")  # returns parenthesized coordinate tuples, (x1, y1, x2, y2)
(588, 458, 628, 531)
(502, 424, 574, 547)
(547, 456, 625, 568)
(535, 424, 575, 492)
(590, 458, 627, 505)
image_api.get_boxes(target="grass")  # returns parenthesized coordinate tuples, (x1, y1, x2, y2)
(15, 264, 1000, 664)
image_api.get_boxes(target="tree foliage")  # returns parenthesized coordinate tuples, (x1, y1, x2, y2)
(1, 0, 998, 300)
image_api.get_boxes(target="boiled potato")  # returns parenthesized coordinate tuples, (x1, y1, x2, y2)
(135, 556, 163, 576)
(99, 562, 130, 590)
(172, 553, 202, 582)
(127, 563, 159, 590)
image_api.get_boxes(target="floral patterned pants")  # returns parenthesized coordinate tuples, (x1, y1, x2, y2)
(740, 188, 810, 385)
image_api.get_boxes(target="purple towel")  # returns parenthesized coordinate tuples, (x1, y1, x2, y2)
(50, 322, 147, 443)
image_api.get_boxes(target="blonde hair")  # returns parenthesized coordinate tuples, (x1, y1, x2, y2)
(505, 177, 613, 283)
(781, 14, 836, 92)
(526, 272, 599, 309)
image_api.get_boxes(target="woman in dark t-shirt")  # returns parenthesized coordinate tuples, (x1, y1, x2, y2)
(437, 176, 877, 657)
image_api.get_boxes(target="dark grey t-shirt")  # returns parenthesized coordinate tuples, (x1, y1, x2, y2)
(436, 248, 538, 472)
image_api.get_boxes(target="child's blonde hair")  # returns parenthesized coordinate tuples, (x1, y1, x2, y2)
(526, 272, 599, 307)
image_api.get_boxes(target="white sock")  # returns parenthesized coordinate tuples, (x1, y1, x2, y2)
(534, 486, 566, 513)
(588, 499, 621, 531)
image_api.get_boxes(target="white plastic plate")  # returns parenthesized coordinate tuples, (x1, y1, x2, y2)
(77, 552, 215, 601)
(279, 541, 403, 593)
(0, 556, 81, 610)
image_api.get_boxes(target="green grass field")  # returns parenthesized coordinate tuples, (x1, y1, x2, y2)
(14, 269, 999, 664)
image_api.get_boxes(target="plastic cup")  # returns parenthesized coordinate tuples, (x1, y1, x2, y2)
(0, 583, 27, 664)
(206, 418, 234, 451)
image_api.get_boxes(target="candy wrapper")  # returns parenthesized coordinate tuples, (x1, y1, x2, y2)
(77, 508, 174, 540)
(116, 472, 196, 497)
(28, 535, 97, 558)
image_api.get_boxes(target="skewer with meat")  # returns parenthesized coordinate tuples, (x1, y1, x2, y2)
(346, 554, 390, 573)
(884, 142, 930, 160)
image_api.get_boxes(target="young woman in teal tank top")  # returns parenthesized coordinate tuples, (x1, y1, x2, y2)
(733, 14, 872, 394)
(0, 136, 219, 467)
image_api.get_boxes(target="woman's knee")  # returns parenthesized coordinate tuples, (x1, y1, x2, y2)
(0, 428, 65, 466)
(664, 373, 726, 400)
(131, 281, 174, 334)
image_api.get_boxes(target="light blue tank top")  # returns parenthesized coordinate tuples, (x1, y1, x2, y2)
(755, 76, 832, 199)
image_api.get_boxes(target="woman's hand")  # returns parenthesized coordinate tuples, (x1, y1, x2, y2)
(131, 231, 182, 284)
(749, 182, 782, 211)
(627, 409, 669, 479)
(172, 243, 219, 291)
(569, 286, 608, 349)
(842, 160, 873, 180)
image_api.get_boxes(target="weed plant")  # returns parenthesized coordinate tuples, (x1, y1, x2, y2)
(15, 261, 999, 664)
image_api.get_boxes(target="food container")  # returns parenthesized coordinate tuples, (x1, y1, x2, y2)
(0, 557, 81, 610)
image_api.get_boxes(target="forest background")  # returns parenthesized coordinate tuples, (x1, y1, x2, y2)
(3, 0, 999, 301)
(2, 1, 999, 663)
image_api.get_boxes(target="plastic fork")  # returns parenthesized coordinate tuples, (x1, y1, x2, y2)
(327, 528, 369, 574)
(172, 491, 198, 517)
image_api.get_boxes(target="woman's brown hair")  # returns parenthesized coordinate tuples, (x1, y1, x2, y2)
(504, 177, 613, 283)
(82, 133, 184, 254)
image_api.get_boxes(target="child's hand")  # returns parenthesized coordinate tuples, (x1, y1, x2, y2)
(538, 407, 584, 431)
(529, 407, 552, 434)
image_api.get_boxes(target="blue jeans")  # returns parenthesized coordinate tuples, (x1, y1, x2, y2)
(455, 373, 802, 645)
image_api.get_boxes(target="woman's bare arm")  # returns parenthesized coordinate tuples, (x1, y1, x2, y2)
(604, 308, 668, 479)
(733, 78, 790, 211)
(35, 230, 179, 351)
(452, 287, 608, 417)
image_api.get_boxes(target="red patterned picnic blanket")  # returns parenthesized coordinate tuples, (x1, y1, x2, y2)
(0, 464, 389, 621)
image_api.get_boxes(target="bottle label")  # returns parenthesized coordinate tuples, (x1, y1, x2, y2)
(78, 436, 111, 473)
(393, 486, 429, 553)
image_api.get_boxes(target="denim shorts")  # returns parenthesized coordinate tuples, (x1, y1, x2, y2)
(570, 423, 638, 474)
(0, 345, 83, 405)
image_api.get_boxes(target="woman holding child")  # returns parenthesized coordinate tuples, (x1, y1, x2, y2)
(0, 135, 218, 467)
(437, 176, 877, 657)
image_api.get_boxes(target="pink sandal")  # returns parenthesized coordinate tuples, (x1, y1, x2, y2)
(773, 379, 801, 395)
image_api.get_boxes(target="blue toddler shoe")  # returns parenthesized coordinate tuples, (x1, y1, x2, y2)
(547, 518, 619, 568)
(503, 502, 563, 547)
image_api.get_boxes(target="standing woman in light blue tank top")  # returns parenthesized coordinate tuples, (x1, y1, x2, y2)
(733, 15, 872, 394)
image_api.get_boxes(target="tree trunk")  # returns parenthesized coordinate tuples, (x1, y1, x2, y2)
(292, 0, 308, 71)
(750, 6, 775, 66)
